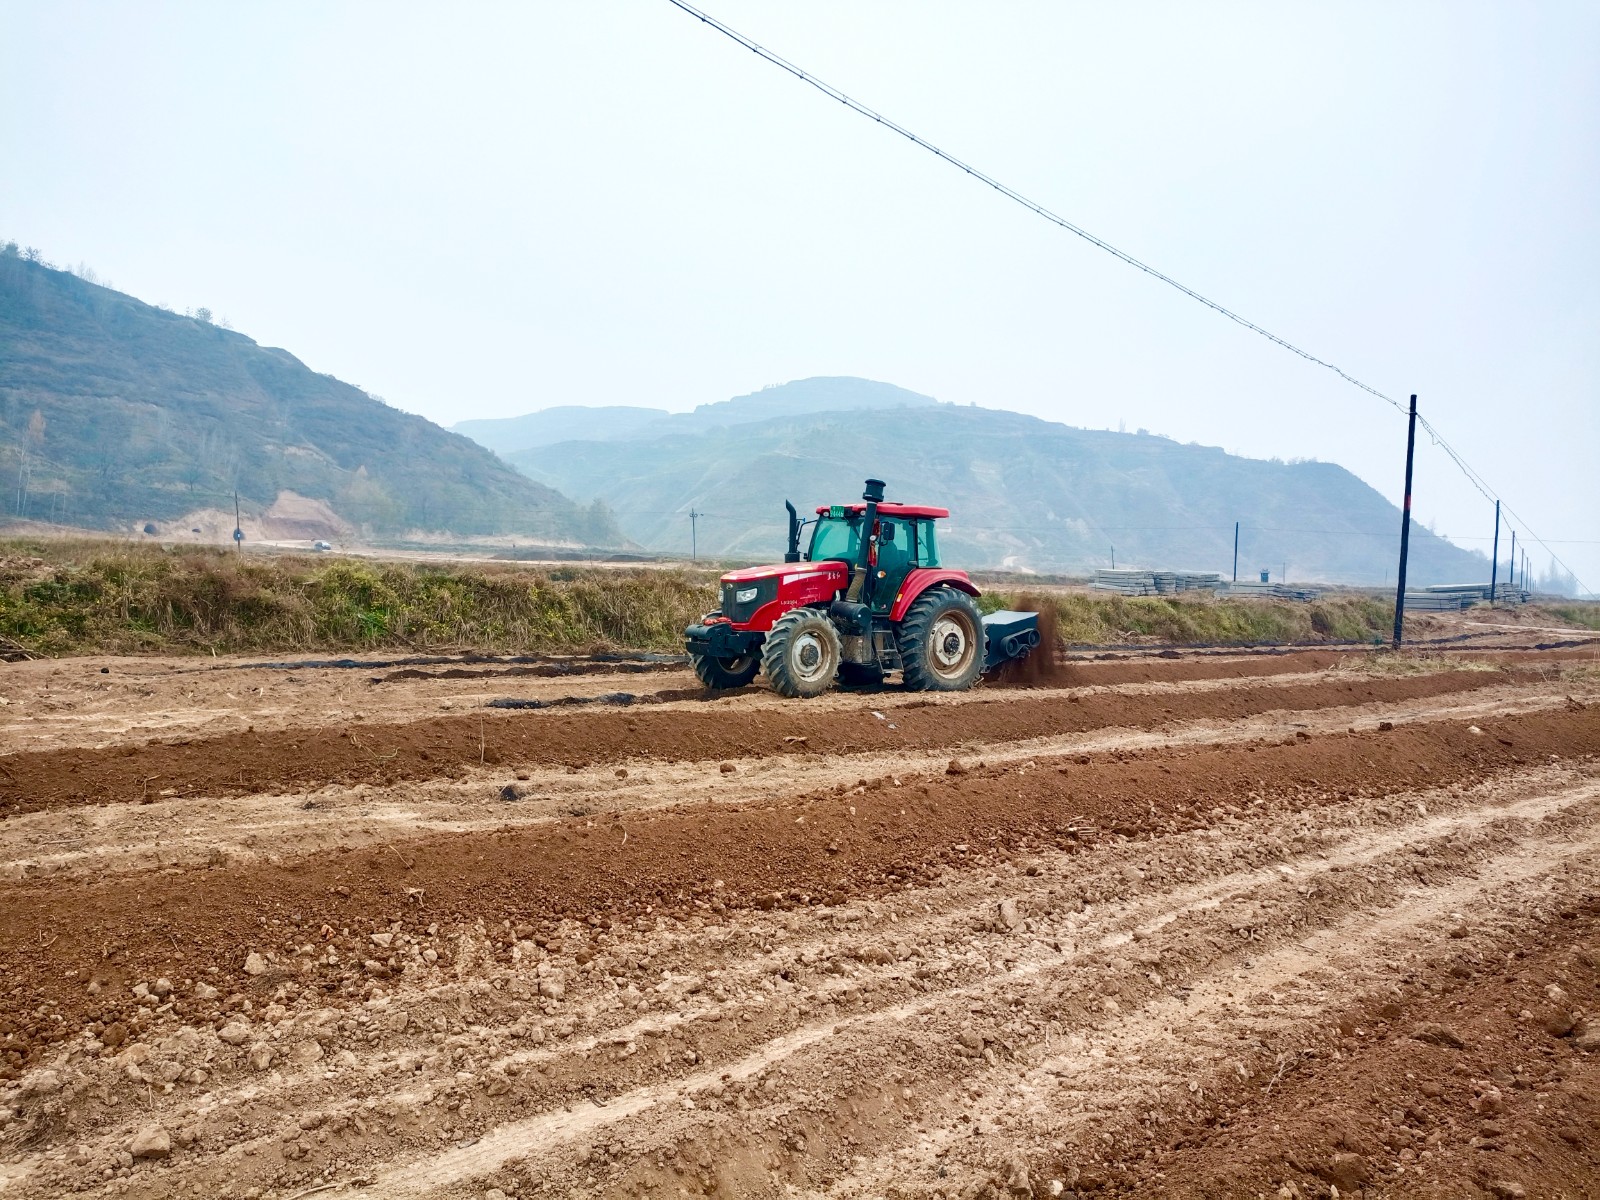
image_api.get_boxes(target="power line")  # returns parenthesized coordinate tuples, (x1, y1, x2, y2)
(665, 0, 1406, 418)
(665, 0, 1591, 596)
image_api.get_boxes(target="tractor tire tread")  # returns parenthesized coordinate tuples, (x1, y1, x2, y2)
(898, 587, 984, 692)
(761, 607, 841, 698)
(690, 651, 760, 690)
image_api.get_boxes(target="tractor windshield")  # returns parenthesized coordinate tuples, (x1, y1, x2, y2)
(806, 516, 860, 563)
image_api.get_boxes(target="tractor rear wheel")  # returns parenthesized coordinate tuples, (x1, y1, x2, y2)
(761, 607, 841, 698)
(690, 650, 760, 690)
(898, 588, 984, 691)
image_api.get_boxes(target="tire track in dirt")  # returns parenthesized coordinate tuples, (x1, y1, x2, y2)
(6, 757, 1594, 1200)
(0, 704, 1593, 1076)
(1113, 909, 1600, 1199)
(392, 780, 1600, 1199)
(825, 782, 1600, 1198)
(0, 670, 1524, 817)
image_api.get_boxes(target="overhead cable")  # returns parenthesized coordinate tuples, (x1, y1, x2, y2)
(665, 0, 1405, 417)
(665, 0, 1590, 595)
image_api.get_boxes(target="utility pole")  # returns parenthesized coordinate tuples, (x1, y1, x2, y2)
(1110, 544, 1115, 569)
(233, 491, 243, 553)
(1508, 529, 1516, 590)
(689, 509, 701, 562)
(1392, 395, 1418, 649)
(1489, 499, 1500, 602)
(1232, 522, 1239, 583)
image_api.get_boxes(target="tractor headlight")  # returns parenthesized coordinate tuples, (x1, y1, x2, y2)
(735, 586, 759, 604)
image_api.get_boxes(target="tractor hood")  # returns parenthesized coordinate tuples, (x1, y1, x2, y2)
(718, 561, 849, 586)
(713, 560, 852, 628)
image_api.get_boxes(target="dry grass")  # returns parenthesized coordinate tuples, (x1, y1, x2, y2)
(1544, 603, 1600, 632)
(978, 588, 1394, 648)
(0, 539, 1447, 659)
(1336, 651, 1501, 677)
(0, 540, 718, 656)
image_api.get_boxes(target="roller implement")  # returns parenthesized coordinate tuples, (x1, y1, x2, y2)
(684, 478, 1040, 697)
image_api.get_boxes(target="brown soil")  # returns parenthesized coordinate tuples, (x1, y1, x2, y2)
(1110, 906, 1600, 1198)
(0, 645, 1596, 1200)
(0, 670, 1521, 816)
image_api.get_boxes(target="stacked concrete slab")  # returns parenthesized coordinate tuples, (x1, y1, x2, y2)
(1403, 583, 1528, 611)
(1093, 570, 1223, 597)
(1224, 580, 1323, 602)
(1092, 569, 1156, 595)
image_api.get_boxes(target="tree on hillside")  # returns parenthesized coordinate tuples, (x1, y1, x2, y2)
(12, 409, 46, 517)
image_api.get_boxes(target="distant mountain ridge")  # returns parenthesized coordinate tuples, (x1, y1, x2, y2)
(492, 377, 1487, 585)
(451, 377, 935, 457)
(0, 255, 621, 545)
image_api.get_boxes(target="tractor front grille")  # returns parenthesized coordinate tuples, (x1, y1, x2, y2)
(721, 578, 777, 624)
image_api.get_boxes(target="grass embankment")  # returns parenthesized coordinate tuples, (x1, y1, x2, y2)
(979, 587, 1393, 647)
(0, 541, 715, 656)
(0, 539, 1399, 657)
(1546, 603, 1600, 632)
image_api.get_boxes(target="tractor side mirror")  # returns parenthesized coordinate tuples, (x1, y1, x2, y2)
(880, 523, 895, 544)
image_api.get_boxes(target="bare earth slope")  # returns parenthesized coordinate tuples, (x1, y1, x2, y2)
(0, 646, 1596, 1199)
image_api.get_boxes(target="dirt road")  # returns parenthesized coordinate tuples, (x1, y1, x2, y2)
(0, 646, 1596, 1199)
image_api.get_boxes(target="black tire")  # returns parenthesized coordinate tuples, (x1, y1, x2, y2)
(761, 607, 841, 698)
(690, 650, 760, 690)
(898, 588, 984, 692)
(837, 662, 884, 688)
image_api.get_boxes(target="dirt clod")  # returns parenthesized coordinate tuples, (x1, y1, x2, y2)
(1323, 1151, 1370, 1190)
(1412, 1022, 1467, 1048)
(129, 1125, 170, 1160)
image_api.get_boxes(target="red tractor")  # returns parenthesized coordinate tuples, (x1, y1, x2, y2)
(684, 479, 1040, 697)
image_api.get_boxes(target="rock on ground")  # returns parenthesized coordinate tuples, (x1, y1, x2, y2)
(129, 1125, 170, 1160)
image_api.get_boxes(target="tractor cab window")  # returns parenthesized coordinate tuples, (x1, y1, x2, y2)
(915, 518, 940, 567)
(806, 515, 860, 563)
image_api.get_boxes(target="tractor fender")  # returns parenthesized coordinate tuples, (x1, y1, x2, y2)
(887, 570, 980, 623)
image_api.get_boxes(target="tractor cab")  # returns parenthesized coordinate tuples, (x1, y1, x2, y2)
(804, 502, 946, 614)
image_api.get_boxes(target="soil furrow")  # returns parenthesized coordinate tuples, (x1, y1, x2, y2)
(1107, 909, 1600, 1198)
(0, 703, 1593, 1076)
(0, 683, 1570, 886)
(0, 670, 1521, 817)
(377, 782, 1600, 1199)
(4, 759, 1591, 1200)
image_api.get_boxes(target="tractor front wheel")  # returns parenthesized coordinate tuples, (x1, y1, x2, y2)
(899, 588, 984, 691)
(761, 607, 842, 698)
(690, 650, 760, 690)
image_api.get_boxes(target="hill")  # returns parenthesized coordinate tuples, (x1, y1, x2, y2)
(452, 406, 668, 457)
(0, 253, 621, 545)
(452, 377, 935, 457)
(505, 381, 1487, 585)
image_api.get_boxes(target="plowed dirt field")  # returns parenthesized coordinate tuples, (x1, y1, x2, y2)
(1, 645, 1597, 1200)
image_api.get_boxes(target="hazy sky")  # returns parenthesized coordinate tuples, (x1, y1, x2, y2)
(4, 2, 1597, 586)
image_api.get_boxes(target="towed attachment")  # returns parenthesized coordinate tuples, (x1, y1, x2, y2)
(980, 610, 1041, 672)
